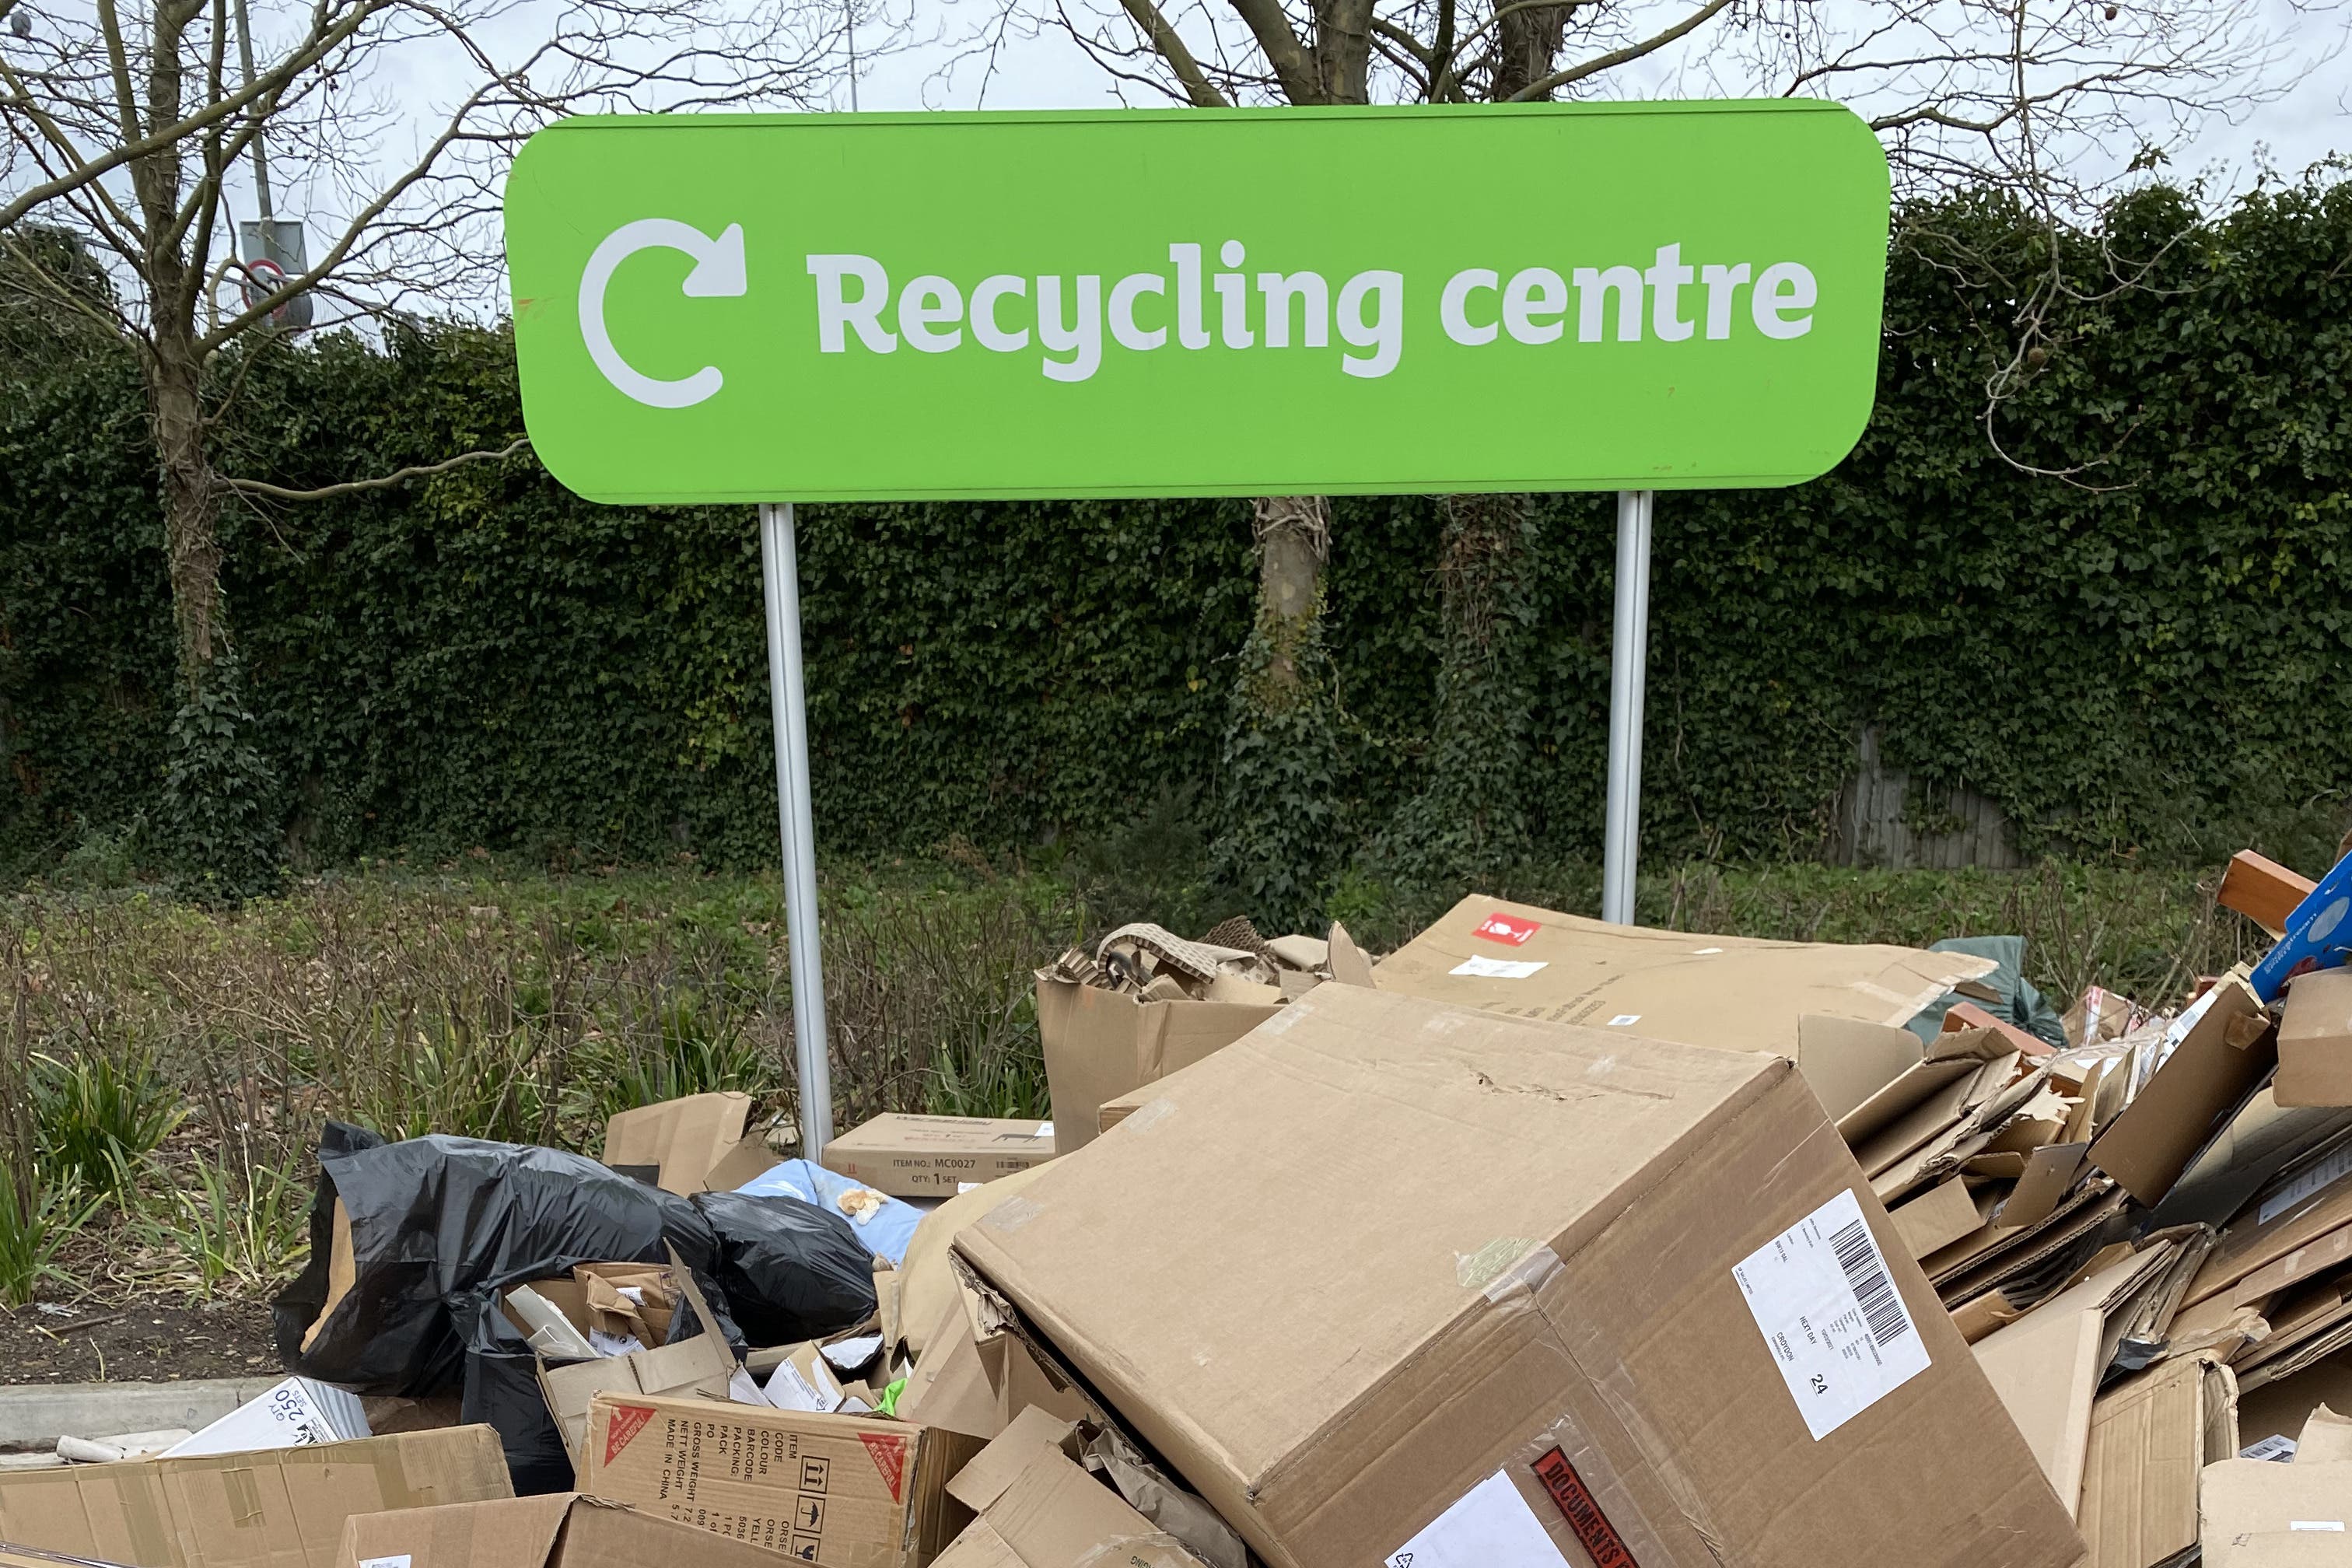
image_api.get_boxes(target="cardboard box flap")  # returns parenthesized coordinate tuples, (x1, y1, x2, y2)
(602, 1093, 755, 1196)
(333, 1493, 575, 1568)
(945, 1409, 1079, 1514)
(1371, 894, 1999, 1056)
(1972, 1304, 2105, 1517)
(1794, 1014, 1923, 1123)
(941, 1447, 1192, 1568)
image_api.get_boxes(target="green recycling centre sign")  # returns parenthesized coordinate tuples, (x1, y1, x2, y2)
(505, 100, 1892, 502)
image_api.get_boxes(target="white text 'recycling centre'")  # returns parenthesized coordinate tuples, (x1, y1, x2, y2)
(803, 241, 1825, 383)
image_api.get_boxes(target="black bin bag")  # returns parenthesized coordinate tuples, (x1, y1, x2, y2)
(457, 1286, 586, 1495)
(271, 1122, 724, 1395)
(691, 1188, 880, 1348)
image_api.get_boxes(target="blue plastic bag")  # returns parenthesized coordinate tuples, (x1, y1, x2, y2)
(736, 1157, 925, 1266)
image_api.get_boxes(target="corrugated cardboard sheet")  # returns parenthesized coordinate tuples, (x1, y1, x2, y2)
(0, 1426, 512, 1568)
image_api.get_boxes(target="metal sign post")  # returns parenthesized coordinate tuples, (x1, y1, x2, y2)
(1601, 489, 1652, 926)
(759, 502, 833, 1156)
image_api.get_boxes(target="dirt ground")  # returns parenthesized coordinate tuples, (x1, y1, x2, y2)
(0, 1297, 279, 1384)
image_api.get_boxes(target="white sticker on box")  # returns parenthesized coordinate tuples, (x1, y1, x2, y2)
(358, 1558, 412, 1568)
(1734, 1188, 1930, 1440)
(1451, 956, 1549, 979)
(1034, 1122, 1055, 1139)
(2242, 1433, 2300, 1462)
(2292, 1522, 2347, 1532)
(1384, 1470, 1570, 1568)
(1606, 1014, 1640, 1027)
(2259, 1141, 2352, 1225)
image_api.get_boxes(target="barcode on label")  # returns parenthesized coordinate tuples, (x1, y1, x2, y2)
(1829, 1218, 1909, 1348)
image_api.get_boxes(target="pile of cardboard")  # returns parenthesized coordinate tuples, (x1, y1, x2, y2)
(9, 847, 2351, 1568)
(1034, 918, 1369, 1150)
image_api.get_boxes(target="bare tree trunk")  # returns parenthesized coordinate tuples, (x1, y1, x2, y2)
(1489, 2, 1573, 100)
(150, 326, 225, 700)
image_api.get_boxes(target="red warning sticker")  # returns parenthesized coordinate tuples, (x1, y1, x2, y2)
(859, 1432, 910, 1502)
(1474, 912, 1541, 946)
(602, 1402, 655, 1467)
(1531, 1447, 1637, 1568)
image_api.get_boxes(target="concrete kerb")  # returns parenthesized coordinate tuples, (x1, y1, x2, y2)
(0, 1378, 279, 1451)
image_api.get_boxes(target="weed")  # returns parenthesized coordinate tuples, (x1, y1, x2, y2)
(0, 1177, 100, 1307)
(32, 1047, 187, 1203)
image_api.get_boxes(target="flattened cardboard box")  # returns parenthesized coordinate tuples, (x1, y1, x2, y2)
(2076, 1355, 2237, 1568)
(821, 1115, 1055, 1198)
(1371, 894, 1995, 1056)
(579, 1391, 981, 1568)
(334, 1493, 798, 1568)
(0, 1425, 511, 1568)
(1033, 975, 1279, 1154)
(958, 984, 2080, 1568)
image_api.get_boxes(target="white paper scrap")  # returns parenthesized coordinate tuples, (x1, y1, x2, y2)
(1606, 1014, 1640, 1027)
(1384, 1471, 1569, 1568)
(1034, 1122, 1055, 1139)
(1734, 1188, 1930, 1440)
(764, 1356, 843, 1414)
(821, 1334, 884, 1371)
(588, 1329, 646, 1358)
(1451, 956, 1549, 980)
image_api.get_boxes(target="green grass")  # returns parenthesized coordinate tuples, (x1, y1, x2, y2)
(0, 849, 2263, 1300)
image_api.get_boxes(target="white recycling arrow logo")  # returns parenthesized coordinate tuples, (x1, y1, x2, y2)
(578, 218, 746, 409)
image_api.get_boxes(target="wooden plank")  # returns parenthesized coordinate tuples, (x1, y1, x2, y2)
(2221, 849, 2316, 937)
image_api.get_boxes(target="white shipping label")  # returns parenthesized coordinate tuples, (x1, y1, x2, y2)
(1384, 1471, 1570, 1568)
(1734, 1188, 1931, 1441)
(358, 1558, 412, 1568)
(2260, 1141, 2352, 1225)
(2242, 1433, 2300, 1462)
(1451, 956, 1549, 979)
(2292, 1522, 2348, 1532)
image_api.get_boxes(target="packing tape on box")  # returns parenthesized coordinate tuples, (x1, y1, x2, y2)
(1492, 1258, 1722, 1566)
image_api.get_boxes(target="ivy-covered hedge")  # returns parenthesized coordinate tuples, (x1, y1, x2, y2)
(5, 176, 2350, 877)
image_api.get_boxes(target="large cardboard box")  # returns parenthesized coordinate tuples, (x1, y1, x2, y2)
(2277, 968, 2352, 1108)
(2199, 1458, 2352, 1566)
(579, 1392, 980, 1568)
(821, 1115, 1055, 1198)
(334, 1494, 796, 1568)
(957, 984, 2079, 1568)
(0, 1426, 511, 1568)
(1033, 973, 1279, 1153)
(1370, 894, 1995, 1055)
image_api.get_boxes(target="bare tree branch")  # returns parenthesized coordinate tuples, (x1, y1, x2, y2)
(223, 436, 532, 499)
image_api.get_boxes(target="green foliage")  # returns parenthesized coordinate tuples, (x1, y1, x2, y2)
(1381, 492, 1544, 892)
(5, 174, 2352, 926)
(1209, 587, 1354, 934)
(32, 1046, 186, 1202)
(162, 649, 285, 902)
(0, 1177, 100, 1307)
